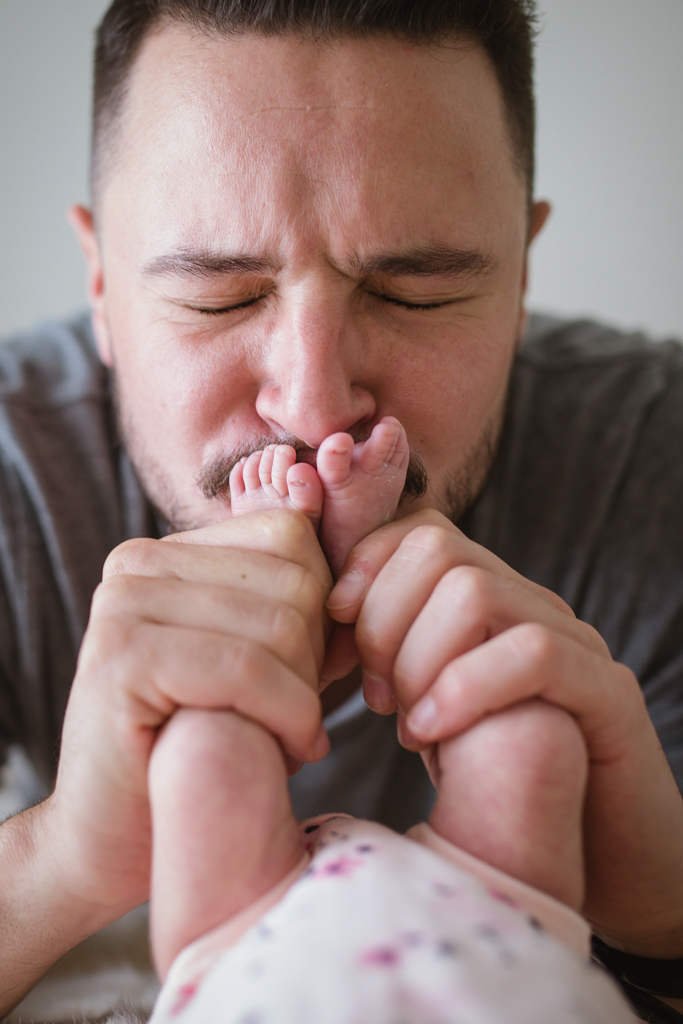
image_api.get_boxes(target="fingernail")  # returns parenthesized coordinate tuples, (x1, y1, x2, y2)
(326, 571, 366, 611)
(362, 672, 395, 714)
(311, 727, 330, 761)
(407, 696, 437, 737)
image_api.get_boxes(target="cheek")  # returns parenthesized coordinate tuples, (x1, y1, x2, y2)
(385, 319, 516, 455)
(108, 314, 255, 456)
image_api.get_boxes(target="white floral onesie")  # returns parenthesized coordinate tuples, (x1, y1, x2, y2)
(149, 816, 636, 1024)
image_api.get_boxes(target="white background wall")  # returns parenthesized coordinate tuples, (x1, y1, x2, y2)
(1, 0, 682, 340)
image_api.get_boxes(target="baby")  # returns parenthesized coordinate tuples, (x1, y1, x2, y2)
(146, 419, 635, 1023)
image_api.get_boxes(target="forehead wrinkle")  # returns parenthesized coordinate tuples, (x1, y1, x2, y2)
(245, 103, 366, 118)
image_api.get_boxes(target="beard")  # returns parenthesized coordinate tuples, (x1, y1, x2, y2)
(112, 369, 501, 535)
(197, 419, 499, 525)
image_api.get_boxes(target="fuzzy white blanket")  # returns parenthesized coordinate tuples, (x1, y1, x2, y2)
(4, 904, 159, 1024)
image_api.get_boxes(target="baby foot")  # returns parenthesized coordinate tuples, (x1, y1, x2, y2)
(229, 443, 323, 528)
(317, 417, 409, 578)
(229, 419, 409, 579)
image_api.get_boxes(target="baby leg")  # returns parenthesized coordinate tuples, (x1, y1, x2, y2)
(148, 709, 304, 980)
(428, 700, 588, 909)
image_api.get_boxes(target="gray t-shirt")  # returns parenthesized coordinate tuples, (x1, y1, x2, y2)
(0, 312, 681, 829)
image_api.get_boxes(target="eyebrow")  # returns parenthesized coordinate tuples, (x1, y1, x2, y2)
(141, 244, 495, 280)
(142, 250, 282, 278)
(351, 245, 496, 278)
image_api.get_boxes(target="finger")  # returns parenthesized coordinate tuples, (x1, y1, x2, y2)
(320, 623, 360, 690)
(400, 623, 644, 761)
(104, 541, 325, 629)
(361, 671, 397, 715)
(138, 508, 332, 597)
(92, 575, 321, 688)
(351, 524, 581, 695)
(326, 510, 572, 623)
(383, 565, 609, 709)
(81, 617, 329, 764)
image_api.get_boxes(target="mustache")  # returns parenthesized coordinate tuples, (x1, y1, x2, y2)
(197, 432, 428, 502)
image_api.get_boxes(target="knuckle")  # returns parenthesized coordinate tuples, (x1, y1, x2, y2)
(582, 620, 612, 658)
(402, 523, 453, 559)
(218, 634, 260, 686)
(270, 603, 309, 663)
(259, 508, 316, 553)
(103, 536, 163, 579)
(509, 621, 559, 667)
(413, 508, 457, 531)
(536, 582, 576, 618)
(444, 565, 491, 613)
(91, 575, 144, 617)
(78, 613, 136, 679)
(278, 561, 323, 620)
(610, 661, 643, 708)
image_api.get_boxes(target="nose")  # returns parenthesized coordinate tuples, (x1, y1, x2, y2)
(255, 290, 376, 448)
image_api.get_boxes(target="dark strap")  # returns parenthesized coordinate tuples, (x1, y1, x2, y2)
(610, 980, 683, 1024)
(592, 936, 683, 998)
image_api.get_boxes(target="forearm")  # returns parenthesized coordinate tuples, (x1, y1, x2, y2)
(0, 801, 116, 1017)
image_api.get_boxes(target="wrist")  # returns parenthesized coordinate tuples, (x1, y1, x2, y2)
(0, 799, 130, 1015)
(39, 790, 145, 931)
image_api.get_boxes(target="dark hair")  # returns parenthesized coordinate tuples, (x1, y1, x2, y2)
(92, 0, 538, 210)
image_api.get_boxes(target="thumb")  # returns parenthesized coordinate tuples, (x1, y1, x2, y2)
(321, 623, 359, 689)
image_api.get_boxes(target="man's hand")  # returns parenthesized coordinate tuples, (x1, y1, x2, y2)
(52, 510, 331, 916)
(326, 509, 683, 957)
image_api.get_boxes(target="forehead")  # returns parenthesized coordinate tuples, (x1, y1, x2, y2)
(103, 25, 524, 255)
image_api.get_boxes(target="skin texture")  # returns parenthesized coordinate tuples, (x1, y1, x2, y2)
(230, 417, 410, 577)
(146, 444, 588, 982)
(1, 24, 682, 1017)
(149, 699, 589, 981)
(73, 28, 547, 533)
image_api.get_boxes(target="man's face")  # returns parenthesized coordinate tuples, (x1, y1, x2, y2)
(79, 25, 546, 530)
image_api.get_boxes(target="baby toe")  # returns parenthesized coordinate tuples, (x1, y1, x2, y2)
(285, 462, 323, 527)
(242, 450, 264, 492)
(271, 445, 297, 497)
(316, 432, 355, 488)
(228, 460, 246, 501)
(357, 417, 408, 476)
(257, 445, 277, 490)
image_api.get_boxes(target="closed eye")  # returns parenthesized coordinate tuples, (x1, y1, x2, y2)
(189, 295, 265, 315)
(379, 294, 452, 311)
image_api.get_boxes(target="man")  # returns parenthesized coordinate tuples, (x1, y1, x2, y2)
(0, 0, 682, 1017)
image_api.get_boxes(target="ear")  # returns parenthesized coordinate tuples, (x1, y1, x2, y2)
(517, 200, 552, 340)
(522, 199, 551, 292)
(68, 205, 113, 367)
(528, 199, 551, 245)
